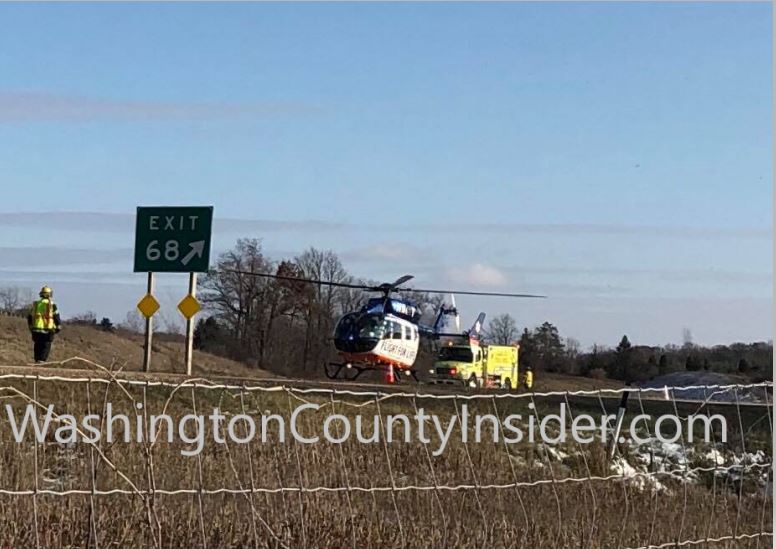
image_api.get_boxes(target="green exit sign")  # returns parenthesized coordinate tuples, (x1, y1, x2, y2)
(134, 206, 213, 273)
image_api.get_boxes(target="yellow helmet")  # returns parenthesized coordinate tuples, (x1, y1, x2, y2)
(39, 286, 52, 298)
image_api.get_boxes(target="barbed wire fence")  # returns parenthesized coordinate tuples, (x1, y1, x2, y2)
(0, 365, 771, 548)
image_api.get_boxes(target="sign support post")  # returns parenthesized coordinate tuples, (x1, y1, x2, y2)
(143, 272, 155, 373)
(184, 272, 197, 376)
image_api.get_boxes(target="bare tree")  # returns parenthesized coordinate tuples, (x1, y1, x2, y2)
(336, 278, 371, 316)
(159, 310, 183, 335)
(69, 311, 97, 325)
(200, 239, 272, 355)
(485, 313, 519, 345)
(566, 337, 581, 358)
(295, 248, 350, 370)
(119, 310, 144, 333)
(682, 327, 694, 349)
(200, 238, 303, 368)
(0, 286, 32, 314)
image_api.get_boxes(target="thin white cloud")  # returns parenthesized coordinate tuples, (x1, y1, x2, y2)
(0, 212, 766, 240)
(447, 263, 508, 288)
(215, 218, 346, 233)
(0, 270, 186, 286)
(393, 223, 771, 240)
(340, 243, 435, 264)
(0, 247, 132, 267)
(0, 91, 320, 123)
(0, 212, 344, 234)
(501, 265, 773, 286)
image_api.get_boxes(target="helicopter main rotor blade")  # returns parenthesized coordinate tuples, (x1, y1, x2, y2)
(221, 269, 546, 298)
(391, 274, 414, 288)
(222, 269, 374, 291)
(401, 287, 546, 298)
(368, 274, 415, 294)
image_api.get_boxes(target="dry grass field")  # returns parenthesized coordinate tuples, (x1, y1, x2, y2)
(0, 315, 272, 378)
(0, 315, 771, 548)
(0, 371, 770, 548)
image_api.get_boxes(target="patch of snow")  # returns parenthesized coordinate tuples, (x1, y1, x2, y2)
(628, 437, 691, 468)
(732, 450, 769, 466)
(610, 456, 667, 492)
(702, 448, 726, 466)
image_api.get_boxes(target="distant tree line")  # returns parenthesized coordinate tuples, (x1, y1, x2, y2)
(5, 250, 769, 383)
(66, 311, 116, 332)
(0, 286, 121, 332)
(482, 314, 772, 383)
(0, 288, 119, 331)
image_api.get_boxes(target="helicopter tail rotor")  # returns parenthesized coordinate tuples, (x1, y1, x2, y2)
(451, 294, 461, 332)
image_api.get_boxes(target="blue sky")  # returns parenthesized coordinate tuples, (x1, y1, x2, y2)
(0, 2, 771, 347)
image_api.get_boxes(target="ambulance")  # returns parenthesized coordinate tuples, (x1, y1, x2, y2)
(432, 341, 519, 389)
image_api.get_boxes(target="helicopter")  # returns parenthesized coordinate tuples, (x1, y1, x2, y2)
(227, 269, 544, 383)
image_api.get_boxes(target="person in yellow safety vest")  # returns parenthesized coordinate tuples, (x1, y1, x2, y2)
(26, 286, 61, 363)
(523, 364, 534, 390)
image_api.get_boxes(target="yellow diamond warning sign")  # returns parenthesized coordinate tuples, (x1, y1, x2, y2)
(137, 294, 160, 319)
(177, 294, 201, 319)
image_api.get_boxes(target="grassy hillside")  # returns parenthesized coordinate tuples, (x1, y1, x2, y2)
(0, 314, 627, 392)
(0, 314, 271, 378)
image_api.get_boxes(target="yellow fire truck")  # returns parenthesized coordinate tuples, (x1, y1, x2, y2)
(431, 341, 519, 389)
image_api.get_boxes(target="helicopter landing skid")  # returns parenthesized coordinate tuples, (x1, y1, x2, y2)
(325, 362, 366, 381)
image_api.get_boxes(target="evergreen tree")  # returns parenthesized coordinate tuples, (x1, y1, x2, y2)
(194, 317, 225, 351)
(685, 354, 701, 372)
(658, 354, 669, 376)
(518, 328, 535, 370)
(532, 322, 565, 372)
(645, 355, 658, 379)
(609, 335, 633, 381)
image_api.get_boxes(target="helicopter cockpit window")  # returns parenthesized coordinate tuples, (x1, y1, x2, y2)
(357, 315, 387, 339)
(334, 313, 358, 340)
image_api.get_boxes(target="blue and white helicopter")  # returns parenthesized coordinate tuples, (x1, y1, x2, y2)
(234, 271, 543, 383)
